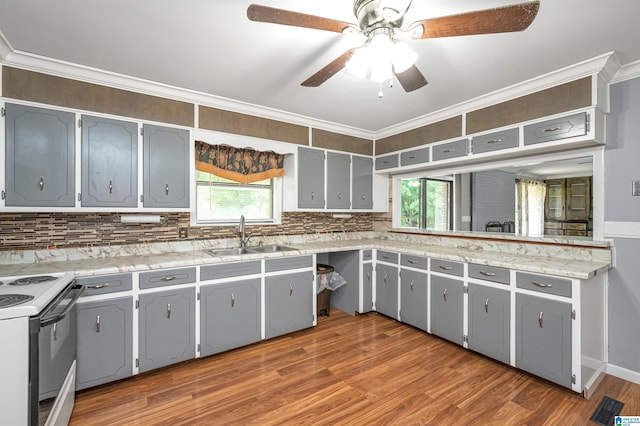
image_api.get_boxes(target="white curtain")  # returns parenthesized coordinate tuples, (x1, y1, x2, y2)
(515, 179, 546, 236)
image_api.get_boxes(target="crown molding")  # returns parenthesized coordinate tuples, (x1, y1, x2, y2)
(374, 52, 619, 140)
(611, 58, 640, 84)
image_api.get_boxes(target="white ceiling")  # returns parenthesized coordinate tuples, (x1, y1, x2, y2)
(0, 0, 639, 135)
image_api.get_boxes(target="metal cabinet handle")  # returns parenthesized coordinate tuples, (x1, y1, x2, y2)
(538, 311, 544, 328)
(52, 323, 58, 341)
(439, 265, 453, 271)
(311, 191, 315, 200)
(384, 273, 388, 285)
(167, 303, 171, 319)
(366, 272, 371, 281)
(487, 139, 502, 144)
(408, 155, 417, 159)
(485, 298, 489, 313)
(87, 282, 110, 289)
(160, 276, 178, 282)
(408, 259, 419, 265)
(443, 148, 455, 153)
(382, 255, 391, 260)
(231, 293, 235, 308)
(109, 180, 113, 194)
(165, 184, 169, 195)
(479, 271, 496, 277)
(361, 193, 366, 200)
(544, 127, 561, 133)
(96, 315, 101, 333)
(289, 283, 293, 296)
(338, 192, 342, 199)
(532, 281, 552, 288)
(443, 288, 447, 302)
(39, 176, 45, 192)
(410, 279, 414, 292)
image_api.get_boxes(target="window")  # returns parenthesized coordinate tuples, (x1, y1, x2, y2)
(196, 171, 278, 223)
(400, 177, 452, 230)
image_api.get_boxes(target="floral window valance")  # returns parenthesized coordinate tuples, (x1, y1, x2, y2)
(195, 141, 285, 184)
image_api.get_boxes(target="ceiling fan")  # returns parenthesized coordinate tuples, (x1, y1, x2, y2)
(247, 0, 540, 95)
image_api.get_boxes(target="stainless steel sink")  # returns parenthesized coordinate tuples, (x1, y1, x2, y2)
(250, 244, 297, 253)
(206, 247, 255, 257)
(206, 245, 296, 257)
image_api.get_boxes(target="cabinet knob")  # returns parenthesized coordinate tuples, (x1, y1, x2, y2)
(39, 176, 45, 192)
(165, 184, 170, 196)
(109, 180, 113, 194)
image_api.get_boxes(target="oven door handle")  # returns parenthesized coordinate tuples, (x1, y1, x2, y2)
(40, 284, 85, 327)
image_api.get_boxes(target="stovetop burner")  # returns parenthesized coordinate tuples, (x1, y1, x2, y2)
(0, 294, 35, 308)
(8, 275, 58, 286)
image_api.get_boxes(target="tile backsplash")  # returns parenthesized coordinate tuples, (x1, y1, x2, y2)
(0, 212, 376, 251)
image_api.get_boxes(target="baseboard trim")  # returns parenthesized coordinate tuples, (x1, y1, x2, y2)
(606, 363, 640, 385)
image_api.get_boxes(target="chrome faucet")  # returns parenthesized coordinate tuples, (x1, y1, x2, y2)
(238, 215, 250, 248)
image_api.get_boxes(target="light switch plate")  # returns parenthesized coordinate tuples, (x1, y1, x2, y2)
(633, 180, 640, 196)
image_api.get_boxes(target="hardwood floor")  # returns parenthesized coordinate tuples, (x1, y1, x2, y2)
(70, 310, 640, 425)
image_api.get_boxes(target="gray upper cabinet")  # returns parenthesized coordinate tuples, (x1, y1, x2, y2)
(375, 263, 398, 319)
(200, 279, 261, 357)
(4, 103, 75, 207)
(400, 147, 430, 166)
(326, 151, 351, 209)
(138, 287, 196, 372)
(142, 124, 190, 208)
(76, 297, 133, 390)
(516, 293, 573, 388)
(432, 138, 468, 162)
(524, 112, 588, 146)
(430, 275, 464, 345)
(472, 128, 519, 154)
(375, 153, 399, 170)
(400, 268, 428, 331)
(298, 147, 325, 209)
(81, 115, 138, 207)
(265, 271, 314, 338)
(468, 284, 511, 364)
(352, 155, 373, 209)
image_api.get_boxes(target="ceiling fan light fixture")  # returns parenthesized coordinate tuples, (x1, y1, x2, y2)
(345, 46, 371, 78)
(390, 40, 417, 73)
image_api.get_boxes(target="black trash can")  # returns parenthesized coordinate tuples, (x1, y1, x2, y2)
(316, 264, 334, 317)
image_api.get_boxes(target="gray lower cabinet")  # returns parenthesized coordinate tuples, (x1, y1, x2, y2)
(468, 284, 510, 364)
(265, 271, 314, 338)
(76, 297, 133, 390)
(430, 275, 464, 345)
(352, 155, 373, 209)
(375, 263, 398, 319)
(399, 268, 428, 331)
(326, 152, 351, 209)
(81, 115, 138, 207)
(138, 287, 196, 372)
(361, 262, 373, 313)
(200, 279, 261, 357)
(516, 293, 573, 388)
(4, 103, 75, 207)
(298, 147, 325, 209)
(142, 124, 190, 208)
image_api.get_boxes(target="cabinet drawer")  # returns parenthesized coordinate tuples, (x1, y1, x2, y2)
(400, 254, 429, 271)
(516, 272, 572, 298)
(375, 154, 399, 170)
(139, 267, 196, 289)
(563, 222, 587, 231)
(472, 128, 519, 154)
(400, 147, 430, 166)
(200, 261, 261, 281)
(432, 139, 468, 162)
(76, 273, 132, 296)
(430, 259, 464, 277)
(362, 250, 373, 261)
(377, 250, 398, 264)
(468, 263, 510, 285)
(524, 112, 588, 146)
(265, 255, 312, 273)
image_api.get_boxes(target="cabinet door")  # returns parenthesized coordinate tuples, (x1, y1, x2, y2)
(139, 287, 195, 372)
(400, 268, 428, 331)
(566, 177, 590, 220)
(81, 115, 138, 207)
(468, 284, 510, 364)
(142, 124, 190, 208)
(516, 294, 572, 388)
(200, 279, 261, 357)
(430, 275, 464, 345)
(544, 179, 565, 220)
(297, 147, 325, 208)
(352, 155, 373, 209)
(265, 271, 313, 338)
(326, 152, 351, 209)
(361, 262, 373, 313)
(4, 103, 75, 207)
(76, 297, 133, 390)
(375, 263, 398, 319)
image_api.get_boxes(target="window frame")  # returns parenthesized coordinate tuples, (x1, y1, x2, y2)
(395, 176, 453, 231)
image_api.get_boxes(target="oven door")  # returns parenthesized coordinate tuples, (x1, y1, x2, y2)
(29, 282, 84, 426)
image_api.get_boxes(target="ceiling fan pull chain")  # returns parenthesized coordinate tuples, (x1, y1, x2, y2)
(378, 82, 384, 98)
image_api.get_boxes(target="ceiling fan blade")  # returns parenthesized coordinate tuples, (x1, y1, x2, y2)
(408, 1, 540, 40)
(394, 65, 428, 92)
(247, 4, 354, 33)
(301, 49, 357, 87)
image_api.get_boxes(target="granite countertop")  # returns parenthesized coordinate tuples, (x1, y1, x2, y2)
(0, 236, 611, 280)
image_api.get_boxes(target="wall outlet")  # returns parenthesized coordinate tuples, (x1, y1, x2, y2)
(178, 227, 188, 239)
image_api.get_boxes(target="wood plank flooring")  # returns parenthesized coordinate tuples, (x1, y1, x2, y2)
(70, 310, 640, 425)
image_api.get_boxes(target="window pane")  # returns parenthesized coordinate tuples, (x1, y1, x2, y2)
(425, 179, 451, 231)
(400, 178, 422, 228)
